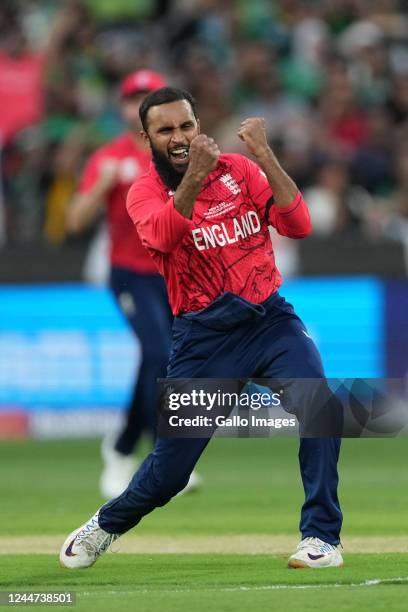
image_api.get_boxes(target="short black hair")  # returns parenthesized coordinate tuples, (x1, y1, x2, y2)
(139, 87, 197, 132)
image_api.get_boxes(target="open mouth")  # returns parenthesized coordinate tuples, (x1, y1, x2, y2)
(169, 146, 189, 163)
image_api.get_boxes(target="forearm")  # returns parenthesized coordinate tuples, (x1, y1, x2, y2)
(254, 147, 311, 238)
(255, 147, 298, 208)
(127, 183, 193, 254)
(174, 168, 207, 219)
(66, 186, 107, 234)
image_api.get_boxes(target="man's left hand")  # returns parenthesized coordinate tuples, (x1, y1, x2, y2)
(238, 117, 269, 158)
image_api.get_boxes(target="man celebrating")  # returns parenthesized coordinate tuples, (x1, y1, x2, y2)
(66, 74, 200, 498)
(60, 87, 343, 569)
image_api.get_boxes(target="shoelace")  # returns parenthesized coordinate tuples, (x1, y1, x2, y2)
(82, 532, 118, 558)
(76, 522, 119, 558)
(297, 537, 336, 554)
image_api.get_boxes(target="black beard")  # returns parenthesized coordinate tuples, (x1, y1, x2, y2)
(151, 145, 186, 191)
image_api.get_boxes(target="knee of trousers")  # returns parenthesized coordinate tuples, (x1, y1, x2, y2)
(280, 377, 326, 414)
(150, 475, 190, 506)
(154, 477, 190, 506)
(282, 379, 343, 435)
(130, 468, 190, 507)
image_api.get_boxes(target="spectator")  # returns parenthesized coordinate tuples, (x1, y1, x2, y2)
(304, 159, 373, 236)
(351, 107, 394, 195)
(387, 73, 408, 125)
(0, 17, 45, 144)
(1, 0, 408, 250)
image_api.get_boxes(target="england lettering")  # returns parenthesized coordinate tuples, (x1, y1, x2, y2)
(192, 211, 261, 251)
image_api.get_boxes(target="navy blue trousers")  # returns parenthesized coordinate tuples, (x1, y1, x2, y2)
(110, 266, 173, 454)
(100, 291, 342, 544)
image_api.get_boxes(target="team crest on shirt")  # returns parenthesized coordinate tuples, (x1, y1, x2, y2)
(219, 173, 241, 195)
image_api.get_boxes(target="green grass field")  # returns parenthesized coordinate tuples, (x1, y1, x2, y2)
(1, 437, 408, 610)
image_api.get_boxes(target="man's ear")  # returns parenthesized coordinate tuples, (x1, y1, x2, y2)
(141, 131, 150, 147)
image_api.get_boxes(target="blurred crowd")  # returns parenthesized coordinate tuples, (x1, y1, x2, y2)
(1, 0, 408, 257)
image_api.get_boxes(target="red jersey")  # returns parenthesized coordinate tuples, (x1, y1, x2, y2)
(0, 52, 44, 143)
(79, 133, 158, 274)
(127, 154, 311, 314)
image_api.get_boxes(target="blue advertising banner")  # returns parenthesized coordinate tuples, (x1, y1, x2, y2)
(0, 277, 392, 437)
(0, 285, 139, 410)
(283, 277, 384, 378)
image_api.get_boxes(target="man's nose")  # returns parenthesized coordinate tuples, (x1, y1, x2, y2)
(170, 128, 186, 144)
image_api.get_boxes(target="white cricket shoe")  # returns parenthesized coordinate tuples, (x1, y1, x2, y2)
(288, 537, 343, 568)
(177, 470, 203, 496)
(60, 511, 119, 569)
(100, 434, 139, 499)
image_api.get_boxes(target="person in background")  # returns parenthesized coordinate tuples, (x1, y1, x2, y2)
(66, 70, 201, 498)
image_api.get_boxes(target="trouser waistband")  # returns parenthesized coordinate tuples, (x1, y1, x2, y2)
(177, 291, 289, 331)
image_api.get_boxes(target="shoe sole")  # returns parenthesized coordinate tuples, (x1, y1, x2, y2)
(59, 559, 95, 569)
(288, 558, 310, 569)
(288, 559, 344, 569)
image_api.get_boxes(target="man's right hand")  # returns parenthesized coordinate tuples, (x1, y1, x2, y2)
(188, 134, 220, 180)
(173, 135, 220, 220)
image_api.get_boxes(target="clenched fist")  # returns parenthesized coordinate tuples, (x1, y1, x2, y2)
(238, 117, 269, 159)
(189, 134, 220, 179)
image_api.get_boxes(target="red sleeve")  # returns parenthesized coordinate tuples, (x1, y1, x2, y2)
(238, 155, 312, 239)
(238, 155, 273, 211)
(126, 179, 193, 253)
(269, 191, 312, 239)
(78, 151, 101, 194)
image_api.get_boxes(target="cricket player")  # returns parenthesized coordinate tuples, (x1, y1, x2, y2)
(66, 73, 200, 498)
(60, 87, 343, 569)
